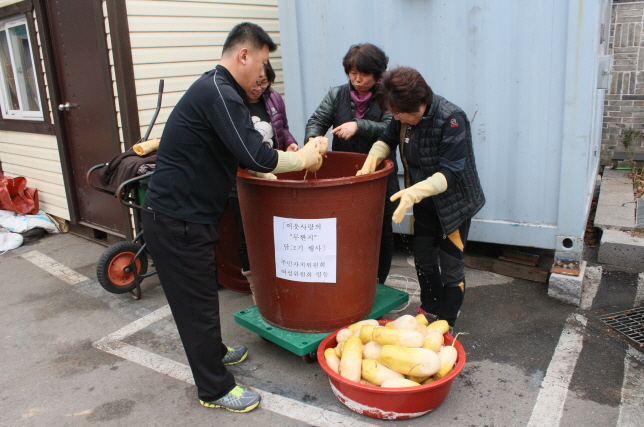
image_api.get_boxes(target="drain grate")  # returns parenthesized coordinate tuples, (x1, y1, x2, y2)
(600, 307, 644, 346)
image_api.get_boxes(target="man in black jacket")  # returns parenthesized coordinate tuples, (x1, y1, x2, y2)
(142, 23, 323, 413)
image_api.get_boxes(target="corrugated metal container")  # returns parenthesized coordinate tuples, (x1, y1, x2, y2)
(278, 0, 613, 254)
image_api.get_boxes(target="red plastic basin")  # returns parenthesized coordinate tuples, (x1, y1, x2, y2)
(317, 320, 466, 420)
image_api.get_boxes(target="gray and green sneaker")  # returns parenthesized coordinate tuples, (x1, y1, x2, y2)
(200, 386, 260, 413)
(222, 345, 248, 365)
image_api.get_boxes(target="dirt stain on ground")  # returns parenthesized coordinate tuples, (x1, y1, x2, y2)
(86, 399, 135, 422)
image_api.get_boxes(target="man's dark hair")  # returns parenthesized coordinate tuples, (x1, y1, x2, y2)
(375, 66, 433, 113)
(264, 60, 276, 93)
(342, 43, 389, 81)
(222, 22, 277, 55)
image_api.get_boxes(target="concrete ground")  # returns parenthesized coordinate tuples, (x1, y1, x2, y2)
(1, 232, 643, 427)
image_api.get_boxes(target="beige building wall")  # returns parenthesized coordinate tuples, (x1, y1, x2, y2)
(105, 0, 283, 142)
(0, 0, 22, 7)
(2, 1, 284, 223)
(0, 131, 67, 219)
(0, 8, 69, 220)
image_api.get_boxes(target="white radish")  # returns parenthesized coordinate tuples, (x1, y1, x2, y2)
(422, 329, 444, 352)
(336, 328, 353, 343)
(361, 359, 405, 386)
(372, 327, 425, 348)
(381, 378, 421, 388)
(378, 345, 441, 377)
(324, 348, 340, 374)
(435, 332, 467, 379)
(347, 319, 379, 333)
(339, 336, 363, 382)
(392, 314, 418, 330)
(362, 341, 383, 360)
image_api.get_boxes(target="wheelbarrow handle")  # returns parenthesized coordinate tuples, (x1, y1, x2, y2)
(142, 79, 164, 142)
(86, 163, 114, 196)
(115, 172, 154, 209)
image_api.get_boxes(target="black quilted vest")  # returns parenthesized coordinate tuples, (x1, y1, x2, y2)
(410, 95, 485, 235)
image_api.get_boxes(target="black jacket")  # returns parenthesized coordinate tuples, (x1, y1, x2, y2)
(305, 83, 399, 214)
(145, 65, 278, 223)
(379, 94, 485, 234)
(305, 83, 392, 153)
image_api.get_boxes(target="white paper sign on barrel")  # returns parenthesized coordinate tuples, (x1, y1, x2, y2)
(273, 216, 336, 283)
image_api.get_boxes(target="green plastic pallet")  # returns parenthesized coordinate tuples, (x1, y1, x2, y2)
(234, 283, 409, 357)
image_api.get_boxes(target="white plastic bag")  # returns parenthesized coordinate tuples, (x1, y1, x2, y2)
(0, 227, 23, 252)
(0, 209, 59, 233)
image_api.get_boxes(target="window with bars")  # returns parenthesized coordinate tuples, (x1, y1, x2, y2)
(0, 14, 42, 121)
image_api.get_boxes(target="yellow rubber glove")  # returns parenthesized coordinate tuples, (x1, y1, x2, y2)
(272, 139, 322, 174)
(248, 170, 277, 179)
(356, 141, 391, 175)
(306, 136, 328, 172)
(307, 136, 329, 156)
(390, 173, 448, 223)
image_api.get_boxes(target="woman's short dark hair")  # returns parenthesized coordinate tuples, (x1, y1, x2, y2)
(264, 60, 276, 93)
(375, 66, 433, 113)
(342, 43, 389, 81)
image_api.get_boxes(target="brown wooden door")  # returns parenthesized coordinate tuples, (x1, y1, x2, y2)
(46, 0, 129, 238)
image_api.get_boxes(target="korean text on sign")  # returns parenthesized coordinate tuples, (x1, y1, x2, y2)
(273, 216, 336, 283)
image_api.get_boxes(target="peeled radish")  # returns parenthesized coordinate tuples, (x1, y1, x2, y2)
(378, 345, 441, 377)
(339, 336, 363, 382)
(392, 314, 418, 330)
(361, 359, 404, 386)
(422, 329, 444, 352)
(347, 319, 379, 333)
(359, 324, 382, 344)
(336, 328, 353, 343)
(381, 378, 421, 388)
(362, 341, 383, 360)
(324, 348, 340, 374)
(427, 320, 450, 334)
(373, 327, 425, 348)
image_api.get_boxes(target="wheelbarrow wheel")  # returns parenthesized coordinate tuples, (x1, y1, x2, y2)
(97, 241, 148, 294)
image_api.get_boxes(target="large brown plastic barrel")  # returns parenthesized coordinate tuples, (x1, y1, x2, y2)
(215, 203, 251, 293)
(237, 151, 394, 332)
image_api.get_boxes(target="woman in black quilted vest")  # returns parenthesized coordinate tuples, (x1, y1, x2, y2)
(305, 43, 398, 285)
(357, 66, 485, 332)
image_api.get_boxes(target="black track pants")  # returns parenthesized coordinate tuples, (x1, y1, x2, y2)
(377, 213, 394, 284)
(413, 203, 470, 326)
(141, 208, 236, 401)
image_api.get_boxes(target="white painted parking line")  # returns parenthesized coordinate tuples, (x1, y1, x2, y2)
(21, 250, 89, 285)
(579, 266, 603, 310)
(22, 251, 374, 425)
(618, 347, 644, 427)
(527, 313, 587, 427)
(93, 305, 376, 426)
(20, 250, 151, 320)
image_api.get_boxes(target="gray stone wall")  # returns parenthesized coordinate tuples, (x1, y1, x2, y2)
(602, 1, 644, 165)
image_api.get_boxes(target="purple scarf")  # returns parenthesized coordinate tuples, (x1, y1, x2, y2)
(350, 90, 372, 119)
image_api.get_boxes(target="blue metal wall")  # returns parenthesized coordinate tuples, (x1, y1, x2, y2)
(278, 0, 612, 252)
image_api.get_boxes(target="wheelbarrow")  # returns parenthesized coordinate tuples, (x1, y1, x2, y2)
(85, 80, 164, 299)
